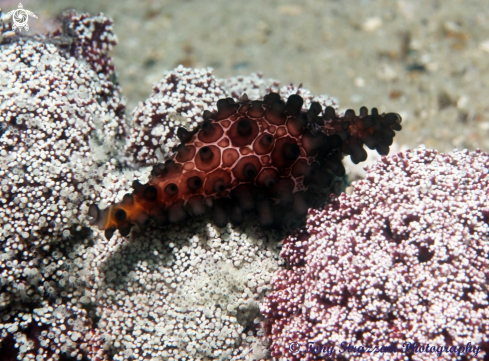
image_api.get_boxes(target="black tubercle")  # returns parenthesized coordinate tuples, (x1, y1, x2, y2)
(270, 100, 286, 115)
(164, 183, 178, 196)
(263, 92, 281, 105)
(237, 119, 252, 136)
(324, 106, 336, 120)
(119, 225, 132, 237)
(307, 102, 323, 125)
(151, 163, 167, 177)
(105, 229, 115, 240)
(213, 179, 226, 193)
(199, 146, 213, 161)
(344, 109, 356, 121)
(212, 198, 229, 227)
(132, 180, 144, 193)
(177, 127, 195, 143)
(260, 134, 273, 147)
(122, 194, 134, 205)
(201, 121, 214, 135)
(216, 98, 238, 119)
(230, 203, 244, 226)
(142, 186, 158, 201)
(203, 110, 213, 121)
(285, 94, 304, 116)
(283, 143, 300, 161)
(115, 209, 126, 221)
(243, 163, 257, 179)
(188, 176, 203, 191)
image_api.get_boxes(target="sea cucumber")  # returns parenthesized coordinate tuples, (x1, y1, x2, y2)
(89, 93, 402, 239)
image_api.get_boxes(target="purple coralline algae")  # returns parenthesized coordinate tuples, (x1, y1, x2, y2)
(261, 147, 489, 360)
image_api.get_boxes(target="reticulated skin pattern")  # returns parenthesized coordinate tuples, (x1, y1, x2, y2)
(89, 93, 402, 239)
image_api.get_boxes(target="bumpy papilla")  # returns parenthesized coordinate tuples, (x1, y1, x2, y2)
(89, 93, 402, 239)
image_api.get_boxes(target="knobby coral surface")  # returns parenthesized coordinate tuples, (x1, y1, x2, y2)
(0, 10, 126, 361)
(261, 147, 489, 360)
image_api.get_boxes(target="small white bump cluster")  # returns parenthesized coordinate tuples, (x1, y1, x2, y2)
(88, 220, 281, 361)
(124, 66, 228, 164)
(221, 73, 338, 113)
(0, 23, 124, 247)
(0, 300, 100, 361)
(262, 147, 489, 360)
(0, 12, 127, 360)
(65, 12, 119, 77)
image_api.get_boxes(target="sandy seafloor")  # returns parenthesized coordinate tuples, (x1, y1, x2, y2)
(14, 0, 489, 154)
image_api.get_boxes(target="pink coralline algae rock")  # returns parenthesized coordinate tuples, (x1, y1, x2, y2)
(261, 147, 489, 360)
(51, 11, 119, 78)
(124, 66, 228, 164)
